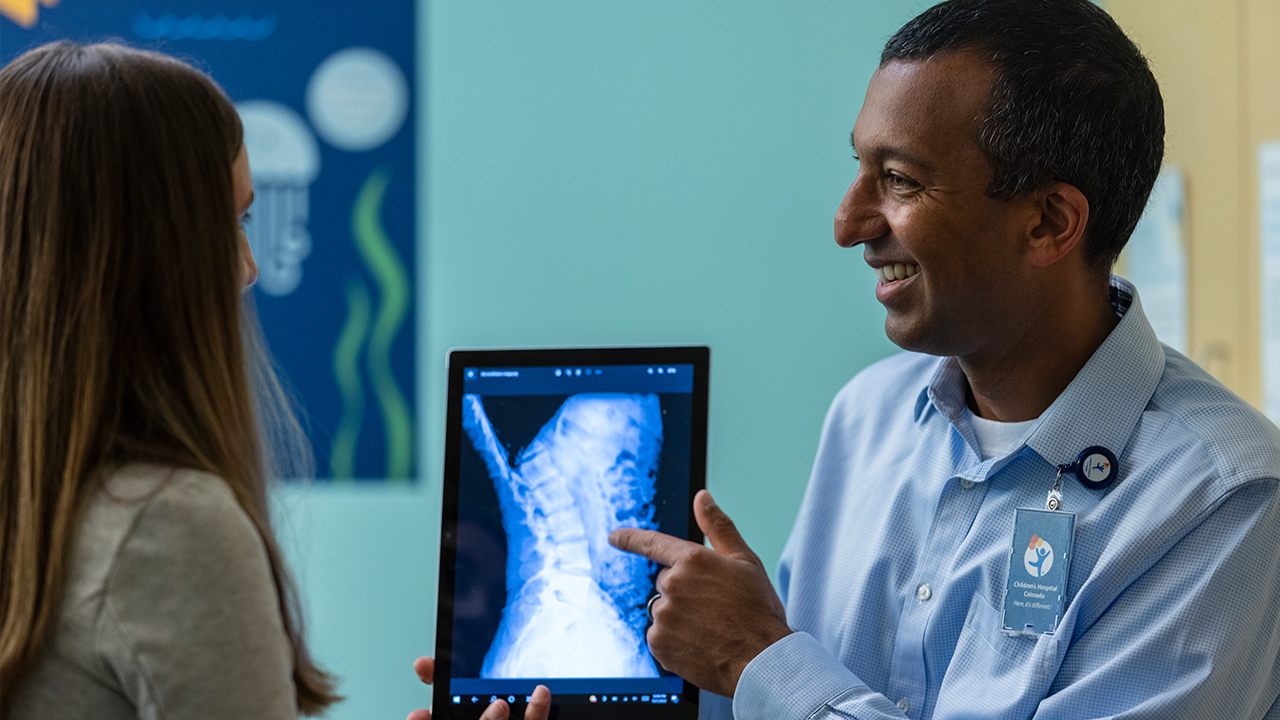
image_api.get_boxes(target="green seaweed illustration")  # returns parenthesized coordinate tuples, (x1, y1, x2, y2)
(330, 167, 413, 479)
(330, 278, 371, 478)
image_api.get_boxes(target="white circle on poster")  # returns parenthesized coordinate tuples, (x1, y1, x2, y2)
(306, 47, 409, 152)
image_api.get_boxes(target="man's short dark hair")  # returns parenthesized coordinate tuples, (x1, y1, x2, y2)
(883, 0, 1164, 271)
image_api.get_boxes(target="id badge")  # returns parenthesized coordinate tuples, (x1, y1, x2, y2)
(1001, 508, 1074, 636)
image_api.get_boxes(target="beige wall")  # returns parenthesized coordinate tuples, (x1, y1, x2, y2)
(1107, 0, 1280, 407)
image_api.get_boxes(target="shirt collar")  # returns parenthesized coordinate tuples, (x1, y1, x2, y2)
(917, 276, 1165, 470)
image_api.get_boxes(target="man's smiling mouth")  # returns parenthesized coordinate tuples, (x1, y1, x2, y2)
(874, 262, 920, 284)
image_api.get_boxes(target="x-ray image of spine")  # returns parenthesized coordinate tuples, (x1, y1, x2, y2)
(462, 393, 663, 679)
(235, 100, 321, 297)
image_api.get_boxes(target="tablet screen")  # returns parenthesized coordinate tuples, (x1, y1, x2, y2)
(435, 347, 707, 719)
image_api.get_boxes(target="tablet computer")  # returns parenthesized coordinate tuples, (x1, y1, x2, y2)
(434, 346, 709, 719)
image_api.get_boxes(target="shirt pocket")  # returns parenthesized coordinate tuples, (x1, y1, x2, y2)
(931, 592, 1060, 719)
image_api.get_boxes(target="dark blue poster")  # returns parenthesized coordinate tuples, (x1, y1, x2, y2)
(2, 0, 418, 481)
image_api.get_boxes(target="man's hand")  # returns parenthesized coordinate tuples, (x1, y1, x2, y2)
(407, 657, 551, 720)
(609, 489, 791, 697)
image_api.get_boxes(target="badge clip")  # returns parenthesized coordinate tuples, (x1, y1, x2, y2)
(1045, 468, 1064, 511)
(1057, 445, 1119, 492)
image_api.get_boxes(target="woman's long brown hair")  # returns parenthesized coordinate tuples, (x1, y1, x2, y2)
(0, 42, 339, 713)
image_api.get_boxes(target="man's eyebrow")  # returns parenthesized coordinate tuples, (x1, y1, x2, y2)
(849, 131, 936, 173)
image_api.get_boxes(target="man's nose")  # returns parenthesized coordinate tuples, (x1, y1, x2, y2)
(833, 173, 888, 248)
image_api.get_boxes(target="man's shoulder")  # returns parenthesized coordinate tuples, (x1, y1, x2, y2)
(1142, 345, 1280, 485)
(836, 351, 939, 402)
(825, 351, 940, 424)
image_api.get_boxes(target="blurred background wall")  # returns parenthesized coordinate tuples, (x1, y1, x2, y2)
(281, 2, 919, 717)
(1109, 0, 1280, 408)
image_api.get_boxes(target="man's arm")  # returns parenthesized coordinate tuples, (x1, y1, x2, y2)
(738, 483, 1280, 720)
(612, 490, 918, 720)
(614, 480, 1280, 720)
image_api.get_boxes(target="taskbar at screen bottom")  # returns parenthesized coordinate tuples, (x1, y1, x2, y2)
(449, 677, 684, 696)
(447, 678, 690, 711)
(445, 692, 689, 707)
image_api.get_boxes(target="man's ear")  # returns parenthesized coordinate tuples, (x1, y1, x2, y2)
(1026, 182, 1089, 268)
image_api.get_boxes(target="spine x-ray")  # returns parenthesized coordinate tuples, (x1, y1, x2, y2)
(461, 392, 662, 678)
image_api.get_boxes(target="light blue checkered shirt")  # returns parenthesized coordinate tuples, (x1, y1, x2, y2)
(703, 277, 1280, 720)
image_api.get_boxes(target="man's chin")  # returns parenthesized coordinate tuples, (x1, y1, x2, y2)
(883, 317, 952, 358)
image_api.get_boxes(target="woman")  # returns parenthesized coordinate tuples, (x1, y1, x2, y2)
(0, 42, 340, 718)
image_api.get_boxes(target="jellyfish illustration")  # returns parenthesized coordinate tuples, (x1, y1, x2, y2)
(462, 393, 663, 679)
(235, 100, 321, 297)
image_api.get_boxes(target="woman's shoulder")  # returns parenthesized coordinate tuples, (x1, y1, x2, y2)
(74, 465, 260, 581)
(93, 464, 271, 595)
(65, 463, 277, 637)
(104, 464, 254, 538)
(67, 465, 251, 600)
(23, 464, 294, 720)
(100, 463, 243, 520)
(91, 464, 296, 717)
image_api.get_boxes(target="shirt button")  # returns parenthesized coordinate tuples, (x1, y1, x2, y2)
(897, 698, 911, 714)
(916, 584, 932, 601)
(959, 478, 975, 490)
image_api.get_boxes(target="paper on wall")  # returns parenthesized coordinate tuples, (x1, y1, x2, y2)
(1260, 143, 1280, 424)
(1126, 167, 1187, 354)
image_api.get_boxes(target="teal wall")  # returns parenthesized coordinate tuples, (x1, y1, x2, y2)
(279, 1, 925, 717)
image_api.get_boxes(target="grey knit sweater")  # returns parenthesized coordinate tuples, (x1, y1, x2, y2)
(9, 464, 298, 720)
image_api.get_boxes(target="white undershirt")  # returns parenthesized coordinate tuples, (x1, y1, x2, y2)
(968, 409, 1039, 461)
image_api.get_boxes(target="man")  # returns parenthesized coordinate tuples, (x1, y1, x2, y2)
(413, 0, 1280, 717)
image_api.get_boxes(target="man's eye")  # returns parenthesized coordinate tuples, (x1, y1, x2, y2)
(886, 173, 918, 191)
(238, 212, 253, 230)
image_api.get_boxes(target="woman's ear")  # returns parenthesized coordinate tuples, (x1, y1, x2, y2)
(1026, 182, 1089, 268)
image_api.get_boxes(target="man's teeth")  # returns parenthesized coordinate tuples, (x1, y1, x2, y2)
(875, 263, 920, 284)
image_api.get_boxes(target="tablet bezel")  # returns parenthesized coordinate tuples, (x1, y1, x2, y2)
(433, 346, 710, 720)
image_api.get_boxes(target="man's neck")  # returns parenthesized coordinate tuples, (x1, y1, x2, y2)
(962, 282, 1119, 423)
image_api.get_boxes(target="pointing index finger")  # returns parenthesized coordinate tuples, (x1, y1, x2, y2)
(610, 528, 701, 567)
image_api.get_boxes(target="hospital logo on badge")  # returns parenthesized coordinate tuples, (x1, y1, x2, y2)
(1024, 535, 1054, 578)
(1081, 453, 1113, 484)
